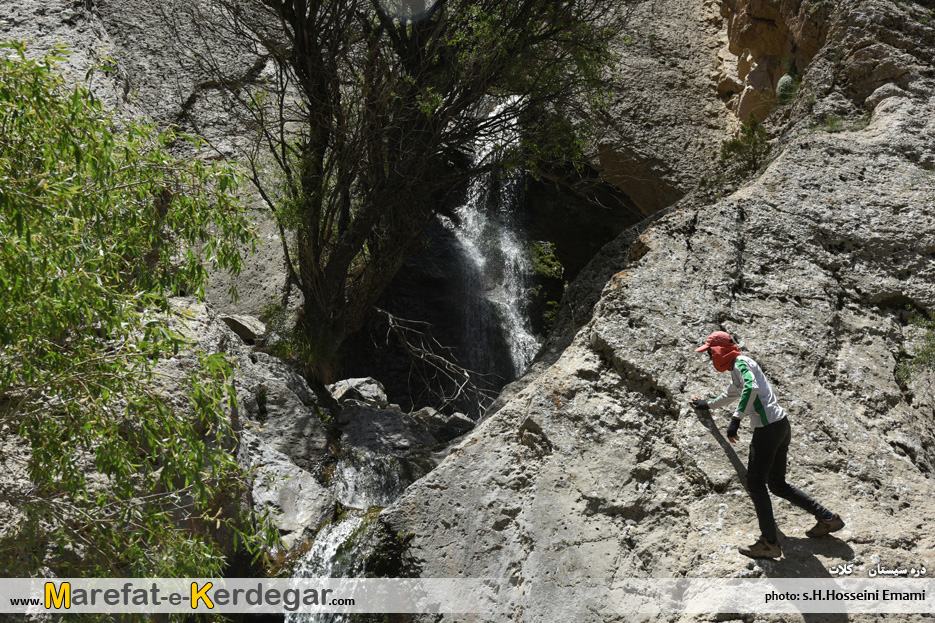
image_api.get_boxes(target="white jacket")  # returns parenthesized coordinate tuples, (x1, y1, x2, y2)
(709, 355, 786, 429)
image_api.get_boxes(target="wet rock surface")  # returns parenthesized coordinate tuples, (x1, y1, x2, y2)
(328, 389, 464, 511)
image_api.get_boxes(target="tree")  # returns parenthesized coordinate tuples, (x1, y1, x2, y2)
(0, 42, 274, 577)
(169, 0, 626, 381)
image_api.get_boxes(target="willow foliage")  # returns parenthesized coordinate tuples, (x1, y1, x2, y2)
(0, 42, 273, 577)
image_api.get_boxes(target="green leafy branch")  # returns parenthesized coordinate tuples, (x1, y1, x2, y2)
(0, 41, 274, 578)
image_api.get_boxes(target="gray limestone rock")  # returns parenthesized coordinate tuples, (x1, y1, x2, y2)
(865, 83, 908, 111)
(596, 0, 733, 215)
(158, 300, 332, 560)
(244, 432, 334, 551)
(337, 405, 438, 454)
(220, 314, 267, 344)
(162, 299, 329, 473)
(377, 1, 935, 621)
(238, 350, 329, 473)
(329, 378, 390, 409)
(411, 407, 475, 444)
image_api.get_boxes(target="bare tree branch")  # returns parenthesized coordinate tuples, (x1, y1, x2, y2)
(374, 307, 497, 415)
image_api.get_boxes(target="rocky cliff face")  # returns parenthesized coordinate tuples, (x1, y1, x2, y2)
(7, 0, 935, 615)
(377, 0, 935, 619)
(595, 0, 735, 214)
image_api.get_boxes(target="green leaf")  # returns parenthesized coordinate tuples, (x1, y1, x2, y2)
(0, 40, 270, 579)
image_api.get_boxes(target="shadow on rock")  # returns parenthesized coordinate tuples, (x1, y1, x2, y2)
(748, 532, 856, 623)
(694, 408, 749, 487)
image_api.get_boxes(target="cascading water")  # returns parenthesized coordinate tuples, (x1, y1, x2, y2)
(287, 447, 430, 623)
(287, 507, 372, 623)
(286, 457, 393, 623)
(446, 97, 541, 380)
(333, 451, 411, 510)
(291, 510, 370, 581)
(287, 99, 541, 622)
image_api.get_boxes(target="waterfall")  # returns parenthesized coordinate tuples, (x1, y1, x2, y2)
(286, 99, 541, 621)
(445, 97, 541, 379)
(333, 451, 410, 509)
(287, 508, 372, 623)
(287, 445, 430, 623)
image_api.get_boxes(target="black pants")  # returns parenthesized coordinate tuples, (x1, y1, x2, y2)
(747, 417, 829, 542)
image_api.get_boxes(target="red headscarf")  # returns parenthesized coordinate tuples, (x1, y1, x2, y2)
(695, 331, 741, 372)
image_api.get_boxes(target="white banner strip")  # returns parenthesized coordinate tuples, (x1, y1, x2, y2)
(0, 579, 497, 615)
(0, 578, 932, 614)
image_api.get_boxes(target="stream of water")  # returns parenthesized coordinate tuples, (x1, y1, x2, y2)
(287, 99, 539, 622)
(286, 450, 406, 623)
(449, 161, 540, 379)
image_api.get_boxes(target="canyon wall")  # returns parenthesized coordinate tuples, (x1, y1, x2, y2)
(376, 1, 935, 621)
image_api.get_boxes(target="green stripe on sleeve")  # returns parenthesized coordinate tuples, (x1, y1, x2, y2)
(753, 395, 768, 427)
(736, 360, 755, 413)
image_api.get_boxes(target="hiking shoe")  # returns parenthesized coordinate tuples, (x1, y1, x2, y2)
(806, 513, 844, 537)
(739, 538, 782, 559)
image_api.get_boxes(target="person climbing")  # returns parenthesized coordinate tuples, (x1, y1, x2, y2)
(688, 331, 844, 559)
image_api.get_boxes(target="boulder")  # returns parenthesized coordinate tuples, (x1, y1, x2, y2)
(736, 85, 774, 124)
(325, 404, 446, 510)
(734, 53, 782, 123)
(337, 405, 437, 454)
(864, 83, 907, 111)
(244, 433, 334, 551)
(220, 314, 266, 344)
(412, 407, 475, 444)
(234, 349, 329, 473)
(154, 299, 332, 558)
(329, 377, 389, 409)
